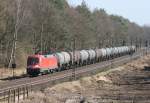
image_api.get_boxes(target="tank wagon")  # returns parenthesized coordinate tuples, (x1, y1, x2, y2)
(80, 50, 89, 65)
(27, 46, 136, 76)
(87, 49, 96, 64)
(69, 51, 81, 66)
(95, 49, 103, 62)
(55, 52, 71, 70)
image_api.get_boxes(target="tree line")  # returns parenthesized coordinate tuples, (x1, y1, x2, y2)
(0, 0, 150, 68)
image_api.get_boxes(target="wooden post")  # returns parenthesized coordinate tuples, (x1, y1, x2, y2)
(33, 31, 36, 54)
(18, 88, 20, 103)
(26, 86, 28, 98)
(40, 24, 44, 54)
(3, 91, 6, 103)
(8, 90, 11, 103)
(13, 90, 16, 103)
(30, 85, 32, 93)
(23, 87, 25, 100)
(72, 38, 76, 80)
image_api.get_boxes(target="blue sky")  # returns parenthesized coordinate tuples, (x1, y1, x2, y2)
(67, 0, 150, 26)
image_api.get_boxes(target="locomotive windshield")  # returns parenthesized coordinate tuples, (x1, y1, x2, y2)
(27, 57, 39, 66)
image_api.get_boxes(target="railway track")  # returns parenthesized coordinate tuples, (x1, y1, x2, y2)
(0, 48, 149, 102)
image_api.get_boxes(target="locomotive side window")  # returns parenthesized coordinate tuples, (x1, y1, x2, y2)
(27, 57, 39, 66)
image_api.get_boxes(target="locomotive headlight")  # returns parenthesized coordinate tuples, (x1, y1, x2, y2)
(34, 65, 39, 68)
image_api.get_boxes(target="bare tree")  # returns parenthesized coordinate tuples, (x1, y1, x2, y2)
(8, 0, 26, 68)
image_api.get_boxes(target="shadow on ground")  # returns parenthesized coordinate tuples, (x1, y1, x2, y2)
(144, 66, 150, 71)
(0, 74, 28, 81)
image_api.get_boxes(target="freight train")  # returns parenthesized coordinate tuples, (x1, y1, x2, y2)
(27, 46, 136, 76)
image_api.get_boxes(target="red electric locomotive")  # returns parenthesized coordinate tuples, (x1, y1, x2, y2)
(27, 54, 58, 76)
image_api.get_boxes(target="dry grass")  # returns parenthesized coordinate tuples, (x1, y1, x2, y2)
(0, 67, 26, 81)
(0, 43, 28, 81)
(126, 54, 150, 70)
(20, 54, 150, 103)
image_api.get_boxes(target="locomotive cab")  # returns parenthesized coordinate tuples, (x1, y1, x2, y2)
(27, 57, 39, 66)
(27, 56, 40, 76)
(27, 54, 58, 76)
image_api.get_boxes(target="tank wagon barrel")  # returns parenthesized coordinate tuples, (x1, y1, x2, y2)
(69, 51, 81, 65)
(80, 50, 89, 65)
(87, 50, 96, 64)
(95, 49, 103, 62)
(55, 52, 71, 70)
